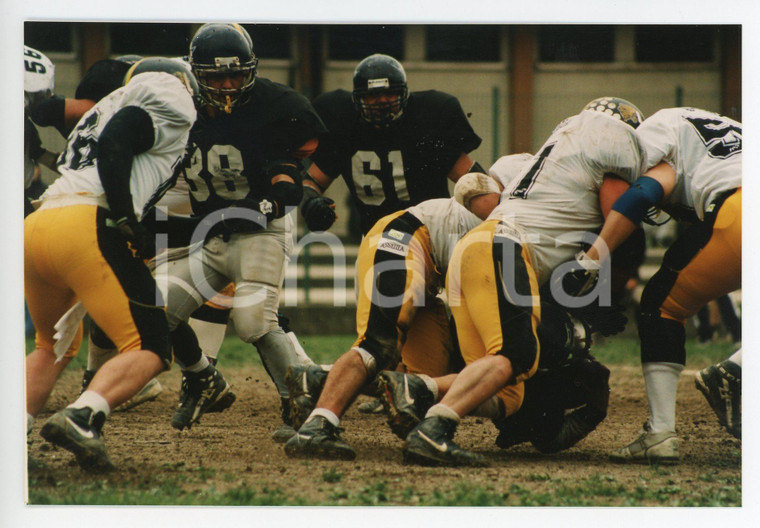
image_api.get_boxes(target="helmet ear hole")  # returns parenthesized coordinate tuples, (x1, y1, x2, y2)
(352, 54, 409, 126)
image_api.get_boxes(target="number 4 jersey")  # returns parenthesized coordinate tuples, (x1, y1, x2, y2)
(311, 89, 481, 234)
(489, 110, 646, 285)
(635, 107, 741, 222)
(42, 72, 197, 220)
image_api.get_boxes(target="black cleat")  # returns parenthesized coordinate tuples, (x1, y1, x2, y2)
(171, 364, 235, 430)
(695, 360, 741, 438)
(377, 371, 435, 440)
(285, 364, 328, 430)
(40, 407, 115, 472)
(284, 416, 356, 460)
(403, 416, 489, 467)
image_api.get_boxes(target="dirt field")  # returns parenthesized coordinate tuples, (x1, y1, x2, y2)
(27, 363, 741, 506)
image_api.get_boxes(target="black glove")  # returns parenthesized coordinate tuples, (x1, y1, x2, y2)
(571, 302, 628, 337)
(301, 195, 336, 232)
(115, 216, 156, 260)
(558, 251, 602, 297)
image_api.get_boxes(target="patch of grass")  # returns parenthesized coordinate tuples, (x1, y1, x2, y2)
(322, 468, 343, 483)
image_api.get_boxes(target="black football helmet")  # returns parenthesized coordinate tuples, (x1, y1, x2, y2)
(352, 54, 409, 126)
(582, 97, 645, 129)
(124, 57, 200, 102)
(188, 23, 258, 113)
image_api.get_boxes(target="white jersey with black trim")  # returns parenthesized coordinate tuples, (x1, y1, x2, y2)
(489, 110, 646, 285)
(636, 107, 741, 221)
(489, 152, 534, 190)
(42, 72, 196, 220)
(407, 198, 481, 275)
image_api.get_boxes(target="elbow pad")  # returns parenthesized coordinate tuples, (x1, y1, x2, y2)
(611, 176, 664, 224)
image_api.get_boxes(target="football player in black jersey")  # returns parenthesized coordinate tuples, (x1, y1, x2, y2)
(153, 23, 327, 434)
(300, 53, 483, 235)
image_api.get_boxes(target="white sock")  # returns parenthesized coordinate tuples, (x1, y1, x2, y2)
(415, 374, 439, 401)
(308, 408, 339, 427)
(68, 390, 111, 418)
(471, 396, 502, 419)
(727, 348, 742, 367)
(188, 318, 227, 361)
(642, 362, 683, 433)
(87, 336, 117, 371)
(27, 413, 34, 435)
(425, 403, 460, 422)
(183, 355, 210, 373)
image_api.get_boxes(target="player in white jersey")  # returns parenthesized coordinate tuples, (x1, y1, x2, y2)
(400, 97, 647, 466)
(24, 46, 57, 215)
(284, 197, 482, 460)
(578, 107, 742, 462)
(24, 59, 206, 472)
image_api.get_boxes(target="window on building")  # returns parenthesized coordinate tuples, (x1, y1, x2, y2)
(538, 25, 615, 62)
(327, 25, 404, 61)
(635, 25, 715, 62)
(426, 25, 501, 62)
(110, 23, 192, 57)
(25, 22, 73, 53)
(241, 24, 292, 59)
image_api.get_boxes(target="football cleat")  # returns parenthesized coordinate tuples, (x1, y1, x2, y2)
(403, 416, 489, 467)
(609, 421, 679, 464)
(285, 364, 329, 430)
(695, 360, 741, 438)
(40, 407, 115, 472)
(357, 398, 385, 414)
(116, 378, 163, 411)
(272, 397, 297, 443)
(377, 371, 435, 440)
(171, 364, 235, 430)
(284, 416, 356, 460)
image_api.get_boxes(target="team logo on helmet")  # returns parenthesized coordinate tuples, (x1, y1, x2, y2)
(583, 97, 644, 129)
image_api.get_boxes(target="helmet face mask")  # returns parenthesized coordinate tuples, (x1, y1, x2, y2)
(583, 97, 644, 128)
(189, 23, 258, 114)
(352, 54, 409, 126)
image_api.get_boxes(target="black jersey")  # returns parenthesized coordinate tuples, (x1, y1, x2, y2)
(184, 78, 327, 217)
(310, 89, 481, 234)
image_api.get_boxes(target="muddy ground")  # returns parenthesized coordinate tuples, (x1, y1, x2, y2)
(27, 364, 741, 507)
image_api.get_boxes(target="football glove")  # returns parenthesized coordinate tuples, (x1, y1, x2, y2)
(115, 216, 156, 260)
(560, 251, 602, 297)
(301, 195, 337, 232)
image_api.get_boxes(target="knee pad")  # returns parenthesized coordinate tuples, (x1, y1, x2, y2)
(638, 313, 686, 365)
(353, 347, 378, 379)
(232, 283, 280, 343)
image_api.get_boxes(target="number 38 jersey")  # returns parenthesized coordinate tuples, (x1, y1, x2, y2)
(42, 72, 196, 220)
(635, 107, 742, 222)
(183, 78, 326, 218)
(311, 89, 481, 234)
(489, 110, 646, 285)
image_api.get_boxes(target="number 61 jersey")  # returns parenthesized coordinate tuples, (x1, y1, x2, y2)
(635, 107, 741, 222)
(43, 72, 196, 220)
(311, 89, 481, 234)
(489, 110, 646, 285)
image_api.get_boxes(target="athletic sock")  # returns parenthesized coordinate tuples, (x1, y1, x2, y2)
(642, 362, 683, 433)
(425, 403, 460, 422)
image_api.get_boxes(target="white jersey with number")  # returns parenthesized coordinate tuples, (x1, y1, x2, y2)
(489, 152, 534, 190)
(407, 198, 481, 275)
(24, 46, 56, 189)
(636, 107, 742, 221)
(41, 72, 196, 220)
(488, 110, 646, 284)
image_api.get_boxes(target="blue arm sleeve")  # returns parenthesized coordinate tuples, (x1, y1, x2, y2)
(611, 176, 665, 224)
